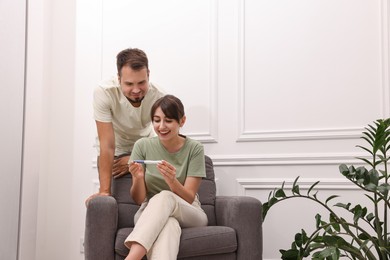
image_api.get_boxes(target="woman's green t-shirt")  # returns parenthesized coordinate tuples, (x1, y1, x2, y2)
(130, 136, 205, 200)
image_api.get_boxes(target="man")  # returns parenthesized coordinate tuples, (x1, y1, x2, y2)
(86, 48, 165, 204)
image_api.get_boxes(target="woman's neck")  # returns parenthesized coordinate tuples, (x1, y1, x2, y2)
(160, 135, 185, 153)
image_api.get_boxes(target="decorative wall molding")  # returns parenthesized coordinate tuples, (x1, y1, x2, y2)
(237, 128, 364, 142)
(185, 131, 218, 144)
(92, 153, 366, 168)
(210, 152, 366, 166)
(236, 177, 359, 196)
(186, 0, 219, 143)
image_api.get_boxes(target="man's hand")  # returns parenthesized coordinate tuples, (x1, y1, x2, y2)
(85, 192, 111, 207)
(113, 155, 130, 178)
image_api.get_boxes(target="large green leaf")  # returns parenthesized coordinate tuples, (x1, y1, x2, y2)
(329, 214, 340, 232)
(313, 247, 339, 260)
(294, 229, 308, 247)
(280, 249, 300, 260)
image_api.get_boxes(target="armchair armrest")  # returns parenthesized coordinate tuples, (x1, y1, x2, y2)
(215, 196, 263, 260)
(85, 195, 118, 260)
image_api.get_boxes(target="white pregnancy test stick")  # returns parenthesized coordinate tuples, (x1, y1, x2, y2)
(133, 160, 162, 164)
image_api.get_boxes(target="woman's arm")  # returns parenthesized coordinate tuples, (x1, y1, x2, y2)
(157, 161, 202, 204)
(128, 162, 147, 205)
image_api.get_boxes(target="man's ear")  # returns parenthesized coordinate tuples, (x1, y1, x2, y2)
(117, 74, 121, 83)
(180, 116, 186, 127)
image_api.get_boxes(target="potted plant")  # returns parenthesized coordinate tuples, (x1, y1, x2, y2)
(262, 118, 390, 260)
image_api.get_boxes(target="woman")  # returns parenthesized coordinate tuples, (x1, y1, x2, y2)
(124, 95, 208, 260)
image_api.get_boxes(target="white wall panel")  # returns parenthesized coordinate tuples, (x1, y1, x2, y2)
(0, 0, 26, 259)
(100, 0, 218, 142)
(240, 0, 385, 143)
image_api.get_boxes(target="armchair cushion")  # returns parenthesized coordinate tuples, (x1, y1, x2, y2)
(115, 226, 237, 258)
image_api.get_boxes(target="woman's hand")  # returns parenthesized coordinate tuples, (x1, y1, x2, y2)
(157, 160, 201, 204)
(128, 161, 145, 179)
(128, 161, 147, 205)
(157, 160, 176, 184)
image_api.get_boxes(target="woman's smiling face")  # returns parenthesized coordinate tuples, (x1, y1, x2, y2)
(152, 107, 182, 141)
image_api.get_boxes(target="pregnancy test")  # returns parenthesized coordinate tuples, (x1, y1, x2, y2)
(133, 160, 162, 164)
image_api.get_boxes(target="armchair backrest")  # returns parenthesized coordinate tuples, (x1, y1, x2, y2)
(197, 155, 217, 225)
(112, 155, 217, 228)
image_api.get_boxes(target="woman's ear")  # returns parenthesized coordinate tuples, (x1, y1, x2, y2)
(180, 116, 186, 127)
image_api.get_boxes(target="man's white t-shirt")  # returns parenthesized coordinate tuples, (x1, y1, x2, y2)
(93, 77, 165, 156)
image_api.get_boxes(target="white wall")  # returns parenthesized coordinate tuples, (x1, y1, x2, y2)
(21, 0, 77, 259)
(0, 0, 26, 259)
(21, 0, 389, 259)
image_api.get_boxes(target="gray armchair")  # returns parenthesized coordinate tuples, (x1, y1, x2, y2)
(85, 155, 263, 260)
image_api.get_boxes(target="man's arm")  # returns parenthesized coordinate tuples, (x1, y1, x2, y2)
(85, 121, 115, 205)
(96, 120, 115, 194)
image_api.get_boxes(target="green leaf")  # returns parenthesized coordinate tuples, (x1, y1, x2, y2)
(292, 184, 300, 195)
(339, 164, 349, 174)
(357, 233, 370, 240)
(317, 247, 339, 260)
(308, 181, 320, 196)
(356, 157, 373, 167)
(378, 183, 390, 196)
(315, 214, 322, 228)
(267, 191, 272, 201)
(334, 202, 350, 210)
(292, 176, 300, 187)
(280, 249, 300, 260)
(366, 212, 374, 222)
(352, 205, 363, 223)
(308, 242, 324, 251)
(294, 230, 307, 248)
(262, 202, 270, 219)
(269, 197, 278, 207)
(348, 165, 356, 174)
(364, 183, 377, 191)
(369, 169, 379, 185)
(325, 195, 339, 204)
(361, 131, 374, 144)
(322, 235, 342, 246)
(356, 144, 373, 155)
(329, 214, 340, 232)
(292, 177, 300, 195)
(275, 188, 286, 198)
